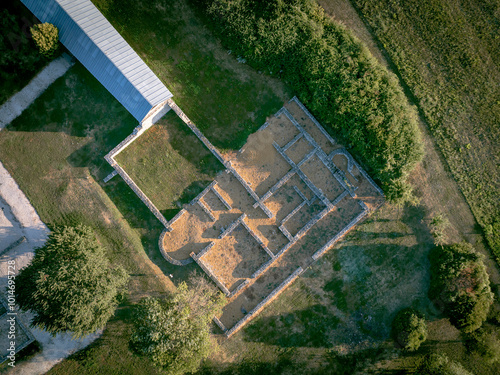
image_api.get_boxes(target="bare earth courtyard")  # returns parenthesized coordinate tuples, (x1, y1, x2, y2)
(109, 97, 384, 337)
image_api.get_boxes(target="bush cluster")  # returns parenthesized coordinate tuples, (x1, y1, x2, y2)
(416, 353, 472, 375)
(200, 0, 424, 203)
(131, 274, 225, 375)
(465, 324, 500, 364)
(429, 242, 493, 333)
(391, 308, 427, 351)
(30, 22, 59, 58)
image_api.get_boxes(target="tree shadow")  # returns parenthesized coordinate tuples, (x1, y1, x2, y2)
(401, 204, 433, 245)
(199, 346, 391, 375)
(166, 112, 224, 177)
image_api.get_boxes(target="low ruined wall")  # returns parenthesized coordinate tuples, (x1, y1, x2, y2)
(225, 266, 304, 338)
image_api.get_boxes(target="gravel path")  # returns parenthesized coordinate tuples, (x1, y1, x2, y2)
(0, 53, 74, 129)
(0, 163, 101, 374)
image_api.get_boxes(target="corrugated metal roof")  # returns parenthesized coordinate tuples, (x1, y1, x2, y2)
(21, 0, 172, 122)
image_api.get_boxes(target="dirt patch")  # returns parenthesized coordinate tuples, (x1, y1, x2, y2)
(201, 224, 272, 291)
(300, 154, 345, 201)
(233, 144, 292, 197)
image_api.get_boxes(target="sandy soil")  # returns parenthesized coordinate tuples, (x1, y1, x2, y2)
(202, 225, 271, 291)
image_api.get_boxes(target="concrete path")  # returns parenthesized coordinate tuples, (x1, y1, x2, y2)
(0, 162, 101, 374)
(0, 53, 74, 129)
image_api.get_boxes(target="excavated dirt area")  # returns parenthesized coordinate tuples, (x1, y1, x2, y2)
(161, 98, 384, 334)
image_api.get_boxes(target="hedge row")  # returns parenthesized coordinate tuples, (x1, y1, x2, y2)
(199, 0, 424, 203)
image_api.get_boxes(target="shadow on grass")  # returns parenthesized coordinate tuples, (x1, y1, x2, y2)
(243, 304, 340, 348)
(176, 180, 215, 206)
(51, 300, 162, 375)
(401, 204, 434, 244)
(198, 346, 389, 375)
(99, 0, 289, 151)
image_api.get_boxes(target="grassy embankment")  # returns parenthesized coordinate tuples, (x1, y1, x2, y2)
(351, 0, 500, 260)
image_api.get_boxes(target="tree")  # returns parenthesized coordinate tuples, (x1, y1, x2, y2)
(384, 178, 419, 207)
(131, 273, 226, 375)
(416, 353, 473, 375)
(15, 225, 128, 337)
(391, 308, 427, 351)
(429, 242, 493, 333)
(30, 22, 59, 58)
(0, 9, 42, 74)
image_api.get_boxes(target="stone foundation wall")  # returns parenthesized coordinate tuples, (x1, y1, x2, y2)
(225, 267, 304, 338)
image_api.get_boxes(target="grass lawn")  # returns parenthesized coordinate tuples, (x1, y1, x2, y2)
(350, 0, 500, 259)
(115, 111, 222, 219)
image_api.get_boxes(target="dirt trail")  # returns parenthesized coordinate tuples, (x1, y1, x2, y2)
(318, 0, 500, 284)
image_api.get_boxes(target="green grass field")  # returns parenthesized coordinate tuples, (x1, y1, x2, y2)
(351, 0, 500, 259)
(115, 111, 222, 218)
(1, 0, 498, 373)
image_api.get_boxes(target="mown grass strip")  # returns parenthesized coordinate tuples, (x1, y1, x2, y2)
(351, 0, 500, 259)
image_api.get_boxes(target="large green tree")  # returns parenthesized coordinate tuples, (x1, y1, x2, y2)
(131, 274, 225, 375)
(15, 225, 128, 337)
(429, 242, 493, 333)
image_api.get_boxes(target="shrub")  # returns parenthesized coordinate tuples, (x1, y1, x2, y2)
(465, 324, 500, 364)
(429, 242, 493, 333)
(15, 225, 129, 337)
(416, 353, 473, 375)
(391, 308, 427, 351)
(30, 22, 59, 58)
(201, 0, 424, 204)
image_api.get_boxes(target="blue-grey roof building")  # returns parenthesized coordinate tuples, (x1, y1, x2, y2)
(21, 0, 173, 123)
